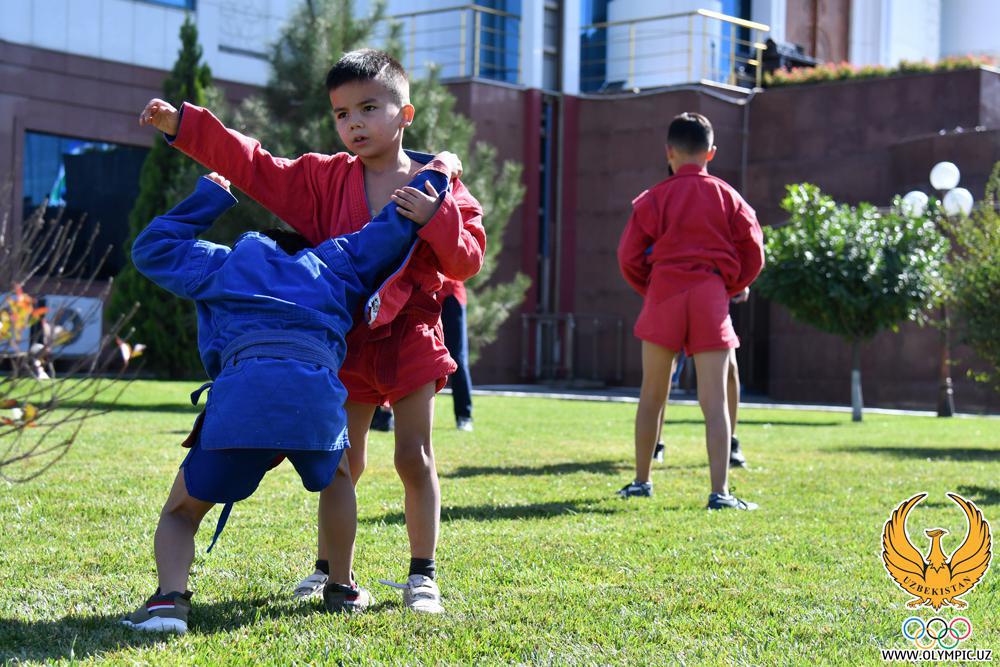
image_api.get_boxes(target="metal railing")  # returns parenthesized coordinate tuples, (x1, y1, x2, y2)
(379, 4, 521, 84)
(580, 8, 769, 93)
(521, 313, 624, 384)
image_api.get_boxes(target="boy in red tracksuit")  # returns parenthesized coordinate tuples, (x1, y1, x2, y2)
(140, 49, 485, 612)
(616, 112, 764, 510)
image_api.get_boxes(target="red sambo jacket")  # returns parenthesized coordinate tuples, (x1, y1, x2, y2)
(168, 103, 486, 336)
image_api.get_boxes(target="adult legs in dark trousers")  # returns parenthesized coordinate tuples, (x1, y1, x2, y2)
(441, 294, 473, 431)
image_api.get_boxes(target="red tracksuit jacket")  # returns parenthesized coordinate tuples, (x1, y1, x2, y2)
(617, 163, 764, 301)
(168, 104, 486, 335)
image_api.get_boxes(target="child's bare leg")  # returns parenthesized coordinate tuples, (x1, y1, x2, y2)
(727, 349, 740, 431)
(654, 401, 666, 447)
(320, 456, 357, 586)
(316, 401, 375, 563)
(693, 349, 731, 495)
(391, 382, 439, 560)
(154, 471, 214, 593)
(635, 341, 676, 482)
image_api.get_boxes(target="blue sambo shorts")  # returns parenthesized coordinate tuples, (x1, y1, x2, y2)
(181, 438, 345, 504)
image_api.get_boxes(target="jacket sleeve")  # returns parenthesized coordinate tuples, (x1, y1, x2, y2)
(415, 178, 486, 281)
(131, 177, 237, 300)
(617, 192, 656, 296)
(728, 199, 765, 296)
(317, 168, 450, 302)
(167, 103, 342, 241)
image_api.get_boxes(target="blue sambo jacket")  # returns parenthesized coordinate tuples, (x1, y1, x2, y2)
(132, 167, 448, 453)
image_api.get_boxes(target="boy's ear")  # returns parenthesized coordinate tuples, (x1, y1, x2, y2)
(401, 103, 415, 128)
(705, 146, 717, 162)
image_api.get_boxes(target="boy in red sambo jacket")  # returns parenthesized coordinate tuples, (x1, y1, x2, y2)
(616, 112, 763, 510)
(140, 49, 484, 612)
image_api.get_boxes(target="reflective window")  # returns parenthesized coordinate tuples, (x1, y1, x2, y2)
(477, 0, 521, 84)
(138, 0, 196, 9)
(22, 131, 149, 279)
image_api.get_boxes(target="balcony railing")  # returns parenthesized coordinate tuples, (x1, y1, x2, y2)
(580, 8, 769, 93)
(379, 4, 521, 84)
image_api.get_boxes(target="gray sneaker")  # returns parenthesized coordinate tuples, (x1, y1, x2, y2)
(380, 575, 444, 614)
(323, 582, 373, 614)
(707, 492, 758, 511)
(617, 480, 653, 498)
(293, 571, 328, 599)
(121, 590, 192, 634)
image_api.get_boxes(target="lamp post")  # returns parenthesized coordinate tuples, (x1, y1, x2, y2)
(902, 161, 973, 418)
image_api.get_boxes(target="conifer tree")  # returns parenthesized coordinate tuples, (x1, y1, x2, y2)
(229, 0, 529, 361)
(108, 16, 218, 377)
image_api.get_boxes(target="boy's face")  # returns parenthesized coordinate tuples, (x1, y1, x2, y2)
(329, 80, 414, 160)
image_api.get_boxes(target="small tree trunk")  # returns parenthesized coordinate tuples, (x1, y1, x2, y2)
(851, 340, 863, 422)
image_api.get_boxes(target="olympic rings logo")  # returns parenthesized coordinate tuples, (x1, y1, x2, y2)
(901, 617, 973, 650)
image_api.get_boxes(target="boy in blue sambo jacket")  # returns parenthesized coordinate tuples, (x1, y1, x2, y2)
(122, 157, 452, 633)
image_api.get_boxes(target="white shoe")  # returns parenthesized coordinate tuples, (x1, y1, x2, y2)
(379, 574, 444, 614)
(293, 571, 328, 599)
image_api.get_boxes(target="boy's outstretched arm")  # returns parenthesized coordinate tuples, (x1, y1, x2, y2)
(728, 201, 765, 295)
(132, 174, 236, 300)
(139, 98, 334, 241)
(618, 193, 655, 296)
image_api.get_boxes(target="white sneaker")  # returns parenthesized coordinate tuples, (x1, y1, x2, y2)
(293, 571, 328, 599)
(379, 574, 444, 614)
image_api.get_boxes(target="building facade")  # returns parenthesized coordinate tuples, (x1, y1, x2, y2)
(2, 0, 999, 410)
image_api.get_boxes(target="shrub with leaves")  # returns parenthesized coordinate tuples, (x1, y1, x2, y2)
(756, 183, 948, 419)
(108, 16, 219, 378)
(765, 54, 996, 88)
(942, 162, 1000, 388)
(230, 0, 528, 362)
(1, 188, 141, 482)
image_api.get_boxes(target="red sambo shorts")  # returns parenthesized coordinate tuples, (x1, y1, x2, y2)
(634, 275, 739, 355)
(340, 313, 457, 406)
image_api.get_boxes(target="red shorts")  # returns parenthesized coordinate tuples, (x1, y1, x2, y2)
(634, 275, 739, 355)
(340, 314, 457, 406)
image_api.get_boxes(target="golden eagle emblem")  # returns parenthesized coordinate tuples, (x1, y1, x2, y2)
(882, 493, 991, 610)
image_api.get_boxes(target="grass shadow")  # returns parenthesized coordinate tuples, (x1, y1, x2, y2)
(442, 460, 700, 480)
(836, 445, 1000, 463)
(955, 485, 1000, 507)
(443, 460, 628, 479)
(363, 498, 617, 526)
(62, 400, 200, 414)
(664, 418, 841, 427)
(0, 595, 321, 662)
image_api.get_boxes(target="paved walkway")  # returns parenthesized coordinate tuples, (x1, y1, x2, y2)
(440, 384, 998, 419)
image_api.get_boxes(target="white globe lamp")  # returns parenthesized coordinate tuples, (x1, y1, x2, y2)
(943, 187, 974, 217)
(929, 161, 961, 191)
(901, 190, 929, 217)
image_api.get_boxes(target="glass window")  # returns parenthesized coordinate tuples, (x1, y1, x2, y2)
(579, 0, 610, 92)
(476, 0, 521, 84)
(137, 0, 196, 9)
(22, 132, 149, 280)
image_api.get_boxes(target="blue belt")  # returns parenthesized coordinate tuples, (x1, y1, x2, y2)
(196, 330, 339, 553)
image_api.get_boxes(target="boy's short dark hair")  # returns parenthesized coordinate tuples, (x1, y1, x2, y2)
(667, 112, 714, 154)
(262, 229, 313, 255)
(325, 48, 410, 105)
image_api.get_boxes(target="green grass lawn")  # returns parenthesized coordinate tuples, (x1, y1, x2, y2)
(1, 381, 998, 665)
